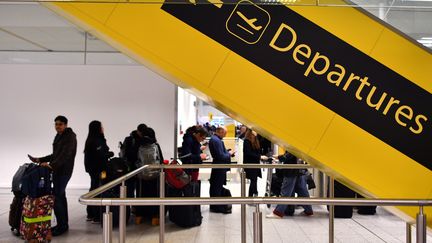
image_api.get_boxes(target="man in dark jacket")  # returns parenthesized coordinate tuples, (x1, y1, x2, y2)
(29, 115, 77, 236)
(208, 127, 233, 214)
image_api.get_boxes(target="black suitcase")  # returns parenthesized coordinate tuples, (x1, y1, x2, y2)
(331, 181, 355, 218)
(135, 179, 159, 218)
(9, 194, 24, 236)
(100, 158, 131, 227)
(168, 180, 202, 228)
(100, 186, 131, 227)
(356, 194, 377, 215)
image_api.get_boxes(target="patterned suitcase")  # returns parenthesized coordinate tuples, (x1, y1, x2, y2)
(20, 195, 54, 243)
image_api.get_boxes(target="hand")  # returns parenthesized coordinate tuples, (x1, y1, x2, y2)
(200, 153, 208, 160)
(28, 154, 39, 163)
(200, 145, 207, 151)
(40, 162, 48, 167)
(228, 150, 235, 156)
(260, 155, 268, 161)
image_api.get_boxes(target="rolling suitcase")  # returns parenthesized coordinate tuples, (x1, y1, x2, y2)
(9, 163, 33, 236)
(331, 181, 355, 218)
(9, 195, 25, 236)
(100, 158, 131, 227)
(168, 180, 202, 228)
(20, 195, 54, 243)
(135, 178, 159, 218)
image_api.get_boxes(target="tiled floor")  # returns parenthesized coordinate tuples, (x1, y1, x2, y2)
(0, 182, 430, 243)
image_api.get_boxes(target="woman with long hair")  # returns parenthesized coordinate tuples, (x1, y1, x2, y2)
(243, 128, 267, 198)
(84, 120, 113, 222)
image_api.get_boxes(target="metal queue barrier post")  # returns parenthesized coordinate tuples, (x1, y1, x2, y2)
(406, 222, 412, 243)
(119, 181, 127, 243)
(160, 170, 166, 243)
(240, 170, 246, 243)
(329, 175, 335, 243)
(416, 206, 426, 243)
(253, 203, 263, 243)
(103, 205, 112, 243)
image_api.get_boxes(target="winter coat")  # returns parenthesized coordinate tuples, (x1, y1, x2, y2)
(209, 134, 231, 184)
(181, 133, 203, 174)
(84, 136, 112, 174)
(40, 127, 77, 177)
(243, 138, 262, 179)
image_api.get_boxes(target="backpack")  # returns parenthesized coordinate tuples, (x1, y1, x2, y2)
(165, 159, 191, 189)
(105, 157, 129, 182)
(135, 143, 161, 180)
(21, 165, 52, 198)
(12, 163, 32, 195)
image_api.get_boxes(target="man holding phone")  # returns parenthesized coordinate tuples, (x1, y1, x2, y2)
(208, 127, 234, 214)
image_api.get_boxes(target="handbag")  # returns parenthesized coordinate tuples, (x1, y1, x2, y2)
(305, 172, 316, 190)
(165, 159, 191, 189)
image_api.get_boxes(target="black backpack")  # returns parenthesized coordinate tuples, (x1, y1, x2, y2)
(21, 165, 52, 198)
(11, 163, 32, 195)
(105, 157, 129, 182)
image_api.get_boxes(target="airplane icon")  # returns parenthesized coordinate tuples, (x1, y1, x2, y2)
(226, 0, 270, 44)
(236, 11, 263, 32)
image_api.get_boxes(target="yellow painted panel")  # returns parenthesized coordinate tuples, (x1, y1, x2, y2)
(310, 114, 432, 224)
(371, 28, 432, 93)
(105, 4, 230, 86)
(68, 3, 118, 25)
(289, 6, 384, 54)
(210, 53, 335, 153)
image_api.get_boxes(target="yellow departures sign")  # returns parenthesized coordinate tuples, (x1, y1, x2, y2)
(269, 23, 428, 135)
(44, 0, 432, 227)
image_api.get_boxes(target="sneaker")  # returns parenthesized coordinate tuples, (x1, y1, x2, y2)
(266, 212, 283, 219)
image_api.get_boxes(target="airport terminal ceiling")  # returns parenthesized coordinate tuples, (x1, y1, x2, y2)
(0, 0, 431, 65)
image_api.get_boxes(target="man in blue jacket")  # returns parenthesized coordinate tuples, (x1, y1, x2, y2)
(209, 127, 234, 214)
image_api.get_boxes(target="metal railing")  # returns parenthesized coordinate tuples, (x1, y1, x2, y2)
(79, 164, 431, 243)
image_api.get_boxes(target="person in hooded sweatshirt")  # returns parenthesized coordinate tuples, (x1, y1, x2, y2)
(28, 115, 77, 236)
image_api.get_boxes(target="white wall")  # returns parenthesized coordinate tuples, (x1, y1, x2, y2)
(0, 64, 175, 189)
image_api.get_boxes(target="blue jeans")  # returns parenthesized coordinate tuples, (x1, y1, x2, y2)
(52, 174, 71, 228)
(274, 175, 313, 215)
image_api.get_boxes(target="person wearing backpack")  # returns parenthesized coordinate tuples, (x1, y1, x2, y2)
(209, 127, 234, 214)
(134, 127, 164, 225)
(83, 120, 114, 223)
(121, 124, 150, 200)
(28, 115, 77, 236)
